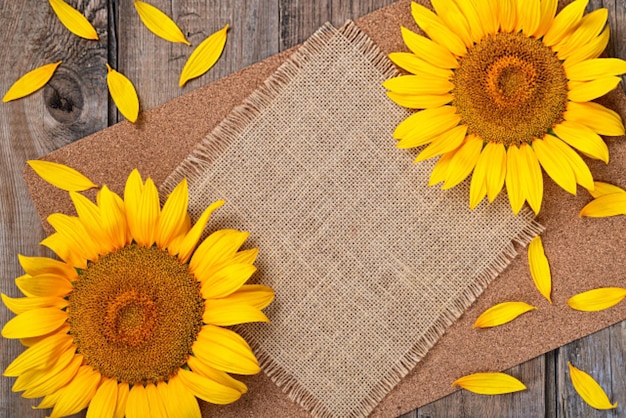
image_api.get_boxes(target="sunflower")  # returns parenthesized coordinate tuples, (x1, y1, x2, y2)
(1, 164, 273, 418)
(385, 0, 626, 214)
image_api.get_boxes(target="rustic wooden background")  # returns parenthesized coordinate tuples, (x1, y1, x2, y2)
(0, 1, 624, 417)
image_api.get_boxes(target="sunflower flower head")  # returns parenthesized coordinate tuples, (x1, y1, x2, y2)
(385, 0, 626, 214)
(2, 164, 274, 417)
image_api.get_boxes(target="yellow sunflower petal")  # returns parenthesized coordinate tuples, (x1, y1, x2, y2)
(498, 0, 517, 33)
(386, 91, 453, 109)
(568, 287, 626, 311)
(189, 229, 250, 282)
(568, 362, 618, 409)
(23, 353, 83, 399)
(453, 372, 527, 394)
(70, 191, 112, 254)
(49, 0, 98, 39)
(221, 284, 274, 309)
(32, 388, 63, 409)
(528, 236, 552, 303)
(518, 143, 543, 214)
(533, 0, 557, 38)
(200, 264, 257, 299)
(39, 233, 83, 268)
(2, 307, 67, 339)
(564, 26, 610, 66)
(533, 136, 577, 195)
(17, 254, 76, 280)
(588, 181, 626, 199)
(431, 0, 473, 47)
(48, 366, 100, 418)
(132, 177, 160, 247)
(19, 322, 69, 348)
(176, 200, 225, 263)
(556, 9, 608, 59)
(47, 213, 99, 262)
(505, 145, 525, 214)
(14, 274, 73, 298)
(442, 135, 482, 190)
(193, 325, 260, 375)
(569, 76, 622, 102)
(99, 185, 129, 249)
(565, 58, 626, 81)
(1, 294, 68, 315)
(163, 375, 201, 418)
(106, 63, 139, 122)
(473, 301, 537, 328)
(383, 75, 454, 97)
(410, 2, 466, 56)
(545, 134, 594, 190)
(177, 368, 241, 405)
(126, 384, 150, 418)
(134, 0, 190, 45)
(414, 124, 467, 162)
(187, 355, 248, 394)
(485, 142, 506, 202)
(580, 193, 626, 218)
(472, 0, 499, 36)
(387, 52, 453, 79)
(12, 343, 75, 391)
(156, 178, 189, 249)
(86, 378, 118, 418)
(399, 26, 459, 69)
(565, 101, 625, 137)
(180, 24, 229, 87)
(395, 106, 460, 146)
(455, 0, 484, 42)
(114, 382, 129, 418)
(3, 332, 72, 376)
(469, 146, 488, 209)
(542, 0, 588, 47)
(553, 120, 609, 163)
(518, 0, 540, 36)
(203, 300, 269, 326)
(27, 160, 97, 192)
(3, 61, 62, 102)
(145, 383, 167, 418)
(428, 151, 455, 186)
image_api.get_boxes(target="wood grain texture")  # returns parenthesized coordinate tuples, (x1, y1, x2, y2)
(1, 0, 625, 417)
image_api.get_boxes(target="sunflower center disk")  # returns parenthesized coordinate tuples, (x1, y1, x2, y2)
(452, 32, 568, 147)
(68, 245, 204, 385)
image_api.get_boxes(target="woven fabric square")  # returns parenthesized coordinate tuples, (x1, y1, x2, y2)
(162, 22, 542, 418)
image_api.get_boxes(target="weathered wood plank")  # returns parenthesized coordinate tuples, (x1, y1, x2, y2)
(0, 0, 109, 416)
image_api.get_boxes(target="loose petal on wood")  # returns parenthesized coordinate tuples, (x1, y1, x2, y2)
(568, 362, 617, 410)
(453, 372, 527, 395)
(3, 61, 61, 102)
(568, 287, 626, 311)
(49, 0, 99, 40)
(106, 64, 139, 123)
(27, 160, 97, 192)
(134, 1, 190, 45)
(179, 24, 229, 87)
(473, 301, 537, 328)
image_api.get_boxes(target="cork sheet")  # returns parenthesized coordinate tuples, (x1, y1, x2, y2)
(24, 0, 626, 416)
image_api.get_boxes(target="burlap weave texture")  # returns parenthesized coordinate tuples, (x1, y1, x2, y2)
(162, 22, 542, 418)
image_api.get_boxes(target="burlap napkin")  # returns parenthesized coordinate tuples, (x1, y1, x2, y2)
(161, 22, 542, 418)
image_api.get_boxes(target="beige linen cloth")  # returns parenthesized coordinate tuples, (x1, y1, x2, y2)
(162, 22, 542, 418)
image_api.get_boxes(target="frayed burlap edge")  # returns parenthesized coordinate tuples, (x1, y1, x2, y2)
(161, 21, 544, 418)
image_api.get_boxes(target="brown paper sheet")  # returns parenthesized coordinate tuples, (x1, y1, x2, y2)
(24, 1, 626, 416)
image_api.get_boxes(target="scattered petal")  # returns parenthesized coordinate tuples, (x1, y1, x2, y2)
(579, 193, 626, 218)
(134, 1, 190, 45)
(528, 236, 552, 303)
(588, 181, 626, 199)
(473, 301, 537, 328)
(453, 372, 527, 395)
(568, 362, 617, 410)
(180, 24, 229, 87)
(106, 64, 140, 122)
(27, 160, 97, 192)
(49, 0, 98, 40)
(567, 287, 626, 312)
(3, 61, 62, 102)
